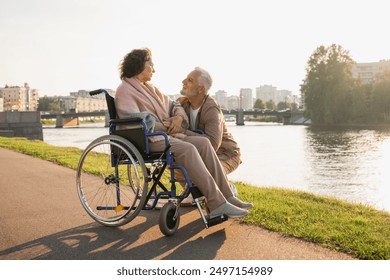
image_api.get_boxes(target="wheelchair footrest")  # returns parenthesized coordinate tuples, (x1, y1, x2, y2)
(206, 215, 228, 227)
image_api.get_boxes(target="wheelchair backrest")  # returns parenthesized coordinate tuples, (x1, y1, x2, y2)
(105, 93, 117, 120)
(89, 89, 151, 156)
(105, 91, 148, 155)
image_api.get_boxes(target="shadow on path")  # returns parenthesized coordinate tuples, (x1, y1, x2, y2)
(0, 209, 226, 260)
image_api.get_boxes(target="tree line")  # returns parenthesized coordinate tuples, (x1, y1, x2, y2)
(37, 96, 63, 112)
(301, 44, 390, 125)
(253, 98, 298, 111)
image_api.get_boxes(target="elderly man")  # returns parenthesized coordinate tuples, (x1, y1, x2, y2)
(178, 67, 241, 177)
(177, 67, 251, 206)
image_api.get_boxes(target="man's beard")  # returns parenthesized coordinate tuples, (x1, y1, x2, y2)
(181, 87, 198, 98)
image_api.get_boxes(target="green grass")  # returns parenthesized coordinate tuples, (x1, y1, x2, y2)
(0, 137, 82, 169)
(237, 183, 390, 259)
(1, 136, 389, 259)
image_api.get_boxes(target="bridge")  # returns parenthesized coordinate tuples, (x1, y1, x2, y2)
(40, 109, 305, 128)
(221, 109, 302, 125)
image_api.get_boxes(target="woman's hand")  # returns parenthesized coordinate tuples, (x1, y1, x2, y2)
(163, 115, 185, 134)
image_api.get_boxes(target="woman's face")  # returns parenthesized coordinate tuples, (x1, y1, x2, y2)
(137, 59, 155, 83)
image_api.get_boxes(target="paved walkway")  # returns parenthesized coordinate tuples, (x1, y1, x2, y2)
(0, 147, 354, 260)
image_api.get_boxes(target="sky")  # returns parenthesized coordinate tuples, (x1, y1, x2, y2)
(1, 0, 389, 97)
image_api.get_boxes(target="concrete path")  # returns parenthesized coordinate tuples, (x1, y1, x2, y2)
(0, 147, 354, 260)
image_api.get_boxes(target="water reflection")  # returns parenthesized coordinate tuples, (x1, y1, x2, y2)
(304, 127, 387, 206)
(227, 123, 390, 212)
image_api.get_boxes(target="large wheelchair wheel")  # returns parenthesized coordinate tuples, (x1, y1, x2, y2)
(159, 202, 180, 236)
(76, 135, 148, 227)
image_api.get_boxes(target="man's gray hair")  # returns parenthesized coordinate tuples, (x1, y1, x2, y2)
(195, 67, 213, 92)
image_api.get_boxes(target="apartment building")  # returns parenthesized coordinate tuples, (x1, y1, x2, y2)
(227, 95, 239, 110)
(239, 88, 253, 110)
(256, 84, 277, 102)
(0, 83, 39, 111)
(352, 59, 390, 84)
(214, 90, 228, 110)
(58, 89, 109, 112)
(256, 85, 292, 104)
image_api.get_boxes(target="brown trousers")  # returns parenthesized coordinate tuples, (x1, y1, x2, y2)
(220, 153, 241, 175)
(149, 136, 233, 211)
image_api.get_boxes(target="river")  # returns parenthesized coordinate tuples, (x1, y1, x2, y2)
(42, 122, 390, 213)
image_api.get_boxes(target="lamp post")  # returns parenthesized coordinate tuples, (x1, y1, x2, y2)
(236, 92, 245, 125)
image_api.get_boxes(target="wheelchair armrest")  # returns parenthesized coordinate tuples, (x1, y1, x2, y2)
(146, 131, 170, 146)
(109, 117, 144, 125)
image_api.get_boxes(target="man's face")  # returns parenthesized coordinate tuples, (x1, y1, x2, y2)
(181, 70, 201, 98)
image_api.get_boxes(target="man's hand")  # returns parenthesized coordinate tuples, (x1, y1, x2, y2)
(163, 115, 185, 134)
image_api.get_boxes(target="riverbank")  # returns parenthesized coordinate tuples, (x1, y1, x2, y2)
(0, 136, 389, 259)
(308, 122, 390, 129)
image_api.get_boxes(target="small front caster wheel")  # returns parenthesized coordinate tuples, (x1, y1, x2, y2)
(159, 202, 180, 236)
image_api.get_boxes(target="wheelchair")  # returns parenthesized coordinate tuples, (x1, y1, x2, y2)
(76, 89, 228, 236)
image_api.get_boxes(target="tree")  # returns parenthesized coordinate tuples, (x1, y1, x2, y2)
(351, 82, 372, 123)
(265, 100, 276, 110)
(300, 44, 356, 124)
(37, 96, 61, 112)
(290, 101, 298, 110)
(277, 101, 289, 110)
(253, 98, 265, 109)
(371, 70, 390, 121)
(37, 96, 51, 111)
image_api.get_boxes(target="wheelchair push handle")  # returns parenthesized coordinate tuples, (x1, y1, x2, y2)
(89, 89, 109, 96)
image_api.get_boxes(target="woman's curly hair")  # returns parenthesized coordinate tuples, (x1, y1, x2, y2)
(119, 48, 152, 79)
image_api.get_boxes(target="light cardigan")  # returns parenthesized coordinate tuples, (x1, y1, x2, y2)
(115, 77, 188, 140)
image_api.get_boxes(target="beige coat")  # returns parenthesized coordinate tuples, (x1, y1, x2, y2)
(178, 95, 242, 174)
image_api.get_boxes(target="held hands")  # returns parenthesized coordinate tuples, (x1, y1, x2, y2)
(163, 115, 186, 134)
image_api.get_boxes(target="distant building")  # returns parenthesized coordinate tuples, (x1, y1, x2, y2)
(0, 83, 39, 111)
(227, 95, 239, 110)
(239, 88, 253, 110)
(65, 89, 111, 112)
(74, 96, 106, 112)
(256, 84, 292, 104)
(277, 89, 293, 104)
(352, 59, 390, 84)
(70, 89, 111, 99)
(256, 85, 277, 102)
(214, 90, 228, 110)
(46, 89, 112, 113)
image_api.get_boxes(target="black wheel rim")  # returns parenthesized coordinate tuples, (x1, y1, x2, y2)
(166, 209, 176, 229)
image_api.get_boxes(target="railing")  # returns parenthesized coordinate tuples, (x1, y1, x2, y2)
(40, 111, 109, 128)
(40, 111, 107, 119)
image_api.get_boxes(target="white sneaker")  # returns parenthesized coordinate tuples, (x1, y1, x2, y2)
(209, 202, 248, 219)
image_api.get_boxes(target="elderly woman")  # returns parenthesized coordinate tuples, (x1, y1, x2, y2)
(115, 48, 251, 219)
